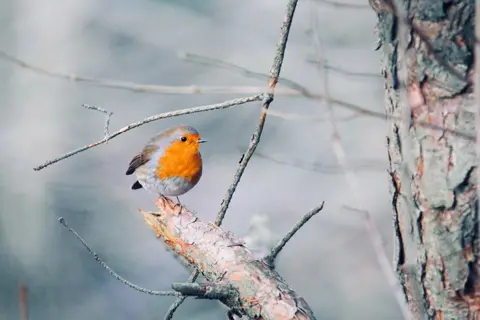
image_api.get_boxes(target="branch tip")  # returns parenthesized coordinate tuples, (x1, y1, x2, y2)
(265, 202, 325, 268)
(58, 217, 181, 296)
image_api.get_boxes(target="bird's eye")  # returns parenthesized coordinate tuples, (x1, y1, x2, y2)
(180, 136, 187, 142)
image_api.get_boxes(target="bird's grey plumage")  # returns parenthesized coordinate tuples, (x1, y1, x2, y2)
(125, 125, 204, 196)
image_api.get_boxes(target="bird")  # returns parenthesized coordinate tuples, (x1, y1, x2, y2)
(125, 125, 207, 207)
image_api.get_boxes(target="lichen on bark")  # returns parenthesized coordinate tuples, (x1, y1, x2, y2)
(372, 0, 479, 318)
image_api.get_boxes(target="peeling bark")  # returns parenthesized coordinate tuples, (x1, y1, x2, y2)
(141, 198, 316, 320)
(372, 0, 480, 319)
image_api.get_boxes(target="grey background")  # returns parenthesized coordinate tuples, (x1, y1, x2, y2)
(0, 0, 401, 319)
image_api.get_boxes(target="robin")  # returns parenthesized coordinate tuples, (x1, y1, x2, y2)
(126, 125, 207, 206)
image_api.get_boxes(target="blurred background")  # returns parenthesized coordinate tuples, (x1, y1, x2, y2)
(0, 0, 401, 319)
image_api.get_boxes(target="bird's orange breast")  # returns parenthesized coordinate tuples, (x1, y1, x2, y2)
(155, 140, 202, 183)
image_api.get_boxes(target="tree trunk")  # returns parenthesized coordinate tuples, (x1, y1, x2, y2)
(372, 0, 480, 319)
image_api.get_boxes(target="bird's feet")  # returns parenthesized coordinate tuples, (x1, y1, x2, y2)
(172, 196, 184, 214)
(207, 221, 221, 230)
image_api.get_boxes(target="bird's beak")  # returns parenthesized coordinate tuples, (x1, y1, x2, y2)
(197, 138, 207, 143)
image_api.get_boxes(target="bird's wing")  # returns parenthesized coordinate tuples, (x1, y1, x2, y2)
(125, 143, 159, 175)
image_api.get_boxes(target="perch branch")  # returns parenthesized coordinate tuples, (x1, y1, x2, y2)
(264, 202, 325, 268)
(142, 197, 319, 319)
(58, 217, 182, 297)
(33, 94, 263, 171)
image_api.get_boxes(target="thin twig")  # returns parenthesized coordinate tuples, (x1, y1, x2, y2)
(18, 285, 29, 320)
(164, 271, 199, 320)
(180, 51, 314, 98)
(83, 104, 113, 138)
(2, 49, 474, 140)
(58, 217, 182, 297)
(264, 203, 325, 267)
(0, 50, 280, 96)
(166, 1, 300, 317)
(306, 58, 382, 79)
(266, 109, 360, 122)
(33, 95, 263, 171)
(253, 150, 387, 174)
(216, 0, 298, 225)
(178, 51, 475, 141)
(308, 2, 412, 319)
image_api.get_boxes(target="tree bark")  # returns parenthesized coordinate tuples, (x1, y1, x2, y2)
(372, 0, 480, 319)
(141, 197, 317, 320)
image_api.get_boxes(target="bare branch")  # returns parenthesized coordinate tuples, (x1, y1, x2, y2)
(307, 3, 412, 319)
(168, 1, 301, 316)
(0, 50, 276, 96)
(164, 271, 199, 320)
(2, 49, 475, 140)
(18, 285, 29, 320)
(83, 104, 113, 138)
(264, 203, 325, 268)
(253, 150, 387, 174)
(33, 95, 263, 171)
(143, 197, 317, 319)
(178, 52, 475, 141)
(266, 109, 361, 122)
(180, 52, 313, 98)
(216, 0, 298, 224)
(306, 58, 382, 79)
(58, 217, 182, 297)
(171, 282, 237, 300)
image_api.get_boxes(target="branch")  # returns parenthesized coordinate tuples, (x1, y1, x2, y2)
(171, 282, 236, 300)
(0, 50, 282, 96)
(216, 0, 298, 223)
(83, 104, 113, 138)
(307, 3, 412, 319)
(18, 284, 29, 320)
(306, 58, 382, 79)
(2, 49, 475, 140)
(164, 271, 199, 320)
(264, 202, 325, 268)
(33, 94, 263, 171)
(141, 197, 318, 319)
(178, 53, 475, 141)
(168, 2, 301, 316)
(58, 217, 182, 297)
(253, 150, 387, 174)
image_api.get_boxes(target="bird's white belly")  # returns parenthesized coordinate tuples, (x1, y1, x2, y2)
(135, 165, 197, 197)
